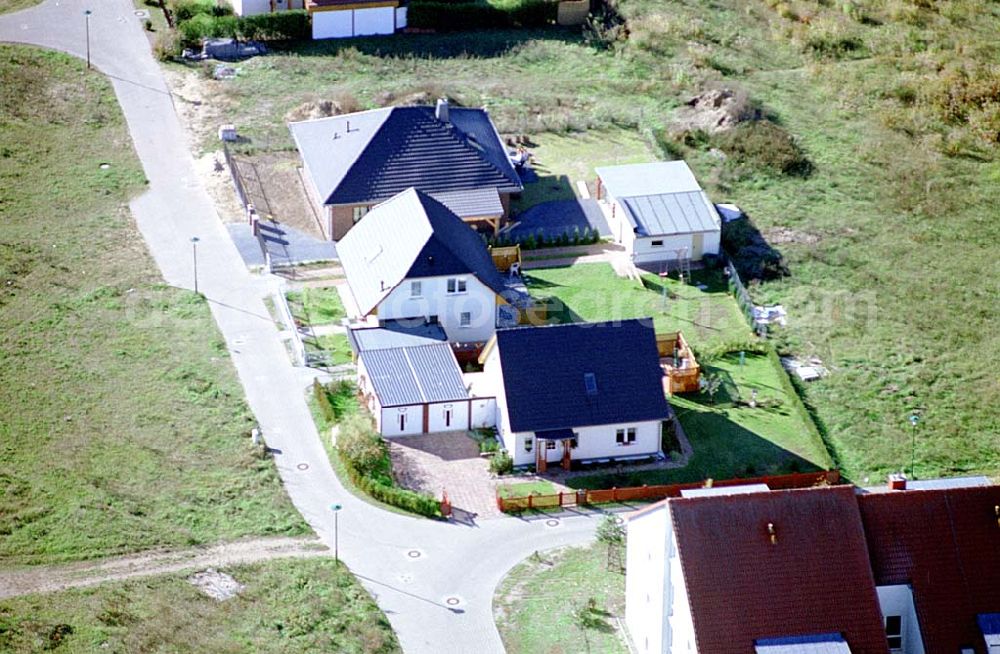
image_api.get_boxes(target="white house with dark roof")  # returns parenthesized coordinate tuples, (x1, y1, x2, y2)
(289, 99, 521, 239)
(480, 319, 670, 471)
(596, 161, 721, 266)
(337, 188, 510, 345)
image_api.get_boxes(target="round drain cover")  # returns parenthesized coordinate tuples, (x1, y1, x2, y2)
(545, 519, 561, 528)
(406, 550, 422, 559)
(296, 462, 309, 471)
(445, 597, 461, 606)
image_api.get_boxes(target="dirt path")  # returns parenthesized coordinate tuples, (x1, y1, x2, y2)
(0, 536, 329, 599)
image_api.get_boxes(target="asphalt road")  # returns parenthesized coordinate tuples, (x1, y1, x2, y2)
(0, 4, 605, 652)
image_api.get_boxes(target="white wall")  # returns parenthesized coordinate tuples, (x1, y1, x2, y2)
(426, 401, 469, 432)
(626, 508, 668, 654)
(504, 421, 661, 468)
(395, 5, 407, 28)
(378, 275, 497, 344)
(379, 405, 423, 437)
(313, 10, 353, 39)
(876, 585, 925, 654)
(482, 346, 516, 455)
(469, 397, 496, 429)
(354, 6, 395, 35)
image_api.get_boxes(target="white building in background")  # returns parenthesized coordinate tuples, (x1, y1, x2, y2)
(596, 161, 721, 267)
(229, 0, 407, 39)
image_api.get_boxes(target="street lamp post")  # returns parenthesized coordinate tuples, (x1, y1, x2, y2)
(190, 237, 200, 294)
(909, 414, 920, 480)
(84, 10, 92, 69)
(330, 503, 343, 563)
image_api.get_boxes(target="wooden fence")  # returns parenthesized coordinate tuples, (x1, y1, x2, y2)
(490, 245, 521, 273)
(496, 469, 841, 513)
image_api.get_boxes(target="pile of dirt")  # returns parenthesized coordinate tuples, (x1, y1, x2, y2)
(764, 227, 821, 245)
(188, 568, 244, 601)
(673, 87, 761, 134)
(284, 100, 351, 123)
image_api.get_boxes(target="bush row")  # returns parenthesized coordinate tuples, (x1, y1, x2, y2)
(488, 225, 601, 250)
(177, 10, 309, 46)
(342, 459, 443, 518)
(407, 0, 557, 31)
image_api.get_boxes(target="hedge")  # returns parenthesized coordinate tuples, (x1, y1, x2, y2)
(177, 10, 309, 46)
(407, 0, 557, 31)
(342, 457, 442, 518)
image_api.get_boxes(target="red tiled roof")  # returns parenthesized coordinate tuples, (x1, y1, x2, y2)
(670, 486, 890, 654)
(859, 486, 1000, 654)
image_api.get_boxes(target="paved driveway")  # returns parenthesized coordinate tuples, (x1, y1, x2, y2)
(390, 432, 503, 520)
(505, 199, 612, 242)
(227, 220, 337, 268)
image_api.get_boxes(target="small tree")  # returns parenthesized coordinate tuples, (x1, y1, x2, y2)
(596, 515, 626, 572)
(701, 372, 723, 404)
(337, 413, 385, 476)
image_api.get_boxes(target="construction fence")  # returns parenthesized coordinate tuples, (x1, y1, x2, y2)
(496, 469, 841, 513)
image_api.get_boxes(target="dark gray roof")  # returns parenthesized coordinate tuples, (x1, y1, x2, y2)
(621, 191, 719, 236)
(596, 161, 720, 236)
(360, 343, 468, 407)
(430, 187, 504, 218)
(755, 634, 852, 654)
(494, 319, 670, 433)
(289, 105, 521, 208)
(349, 321, 448, 352)
(337, 188, 507, 316)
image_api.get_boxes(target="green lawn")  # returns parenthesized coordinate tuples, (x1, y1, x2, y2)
(286, 287, 347, 325)
(494, 544, 627, 654)
(496, 481, 558, 499)
(304, 332, 353, 366)
(569, 352, 834, 489)
(0, 46, 308, 565)
(0, 0, 37, 14)
(524, 263, 750, 351)
(0, 558, 399, 653)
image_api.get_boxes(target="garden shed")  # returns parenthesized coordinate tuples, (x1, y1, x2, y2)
(596, 161, 721, 266)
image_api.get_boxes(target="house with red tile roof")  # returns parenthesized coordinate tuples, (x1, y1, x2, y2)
(625, 478, 1000, 654)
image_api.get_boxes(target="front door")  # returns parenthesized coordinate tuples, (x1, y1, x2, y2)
(691, 233, 704, 260)
(561, 439, 572, 470)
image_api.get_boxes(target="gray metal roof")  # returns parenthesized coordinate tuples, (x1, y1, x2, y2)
(350, 322, 448, 352)
(360, 343, 469, 407)
(755, 633, 852, 654)
(429, 187, 503, 218)
(337, 188, 507, 317)
(621, 191, 719, 236)
(289, 105, 522, 207)
(596, 161, 720, 236)
(905, 476, 992, 491)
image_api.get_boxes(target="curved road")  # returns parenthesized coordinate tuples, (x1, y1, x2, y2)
(0, 4, 602, 652)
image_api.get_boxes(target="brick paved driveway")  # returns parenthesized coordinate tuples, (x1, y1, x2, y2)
(389, 431, 505, 520)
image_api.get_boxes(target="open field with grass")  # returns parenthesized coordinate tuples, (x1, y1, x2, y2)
(494, 544, 627, 654)
(0, 0, 37, 14)
(0, 558, 399, 653)
(286, 287, 346, 325)
(164, 0, 1000, 482)
(0, 46, 308, 566)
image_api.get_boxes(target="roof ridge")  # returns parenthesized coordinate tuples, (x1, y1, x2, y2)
(401, 346, 429, 404)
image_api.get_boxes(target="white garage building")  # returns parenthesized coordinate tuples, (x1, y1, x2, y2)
(229, 0, 406, 40)
(596, 161, 721, 266)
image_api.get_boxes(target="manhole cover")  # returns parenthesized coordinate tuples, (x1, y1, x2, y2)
(98, 163, 110, 170)
(545, 519, 561, 528)
(296, 463, 309, 471)
(406, 550, 422, 559)
(614, 516, 625, 525)
(134, 9, 149, 17)
(444, 596, 462, 607)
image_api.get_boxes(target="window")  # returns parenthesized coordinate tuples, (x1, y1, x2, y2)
(446, 278, 467, 294)
(616, 427, 637, 446)
(444, 407, 453, 428)
(545, 440, 556, 450)
(410, 281, 422, 298)
(459, 312, 472, 327)
(885, 615, 902, 651)
(352, 206, 370, 223)
(569, 437, 578, 449)
(583, 372, 598, 396)
(524, 437, 533, 452)
(651, 240, 664, 247)
(398, 412, 407, 431)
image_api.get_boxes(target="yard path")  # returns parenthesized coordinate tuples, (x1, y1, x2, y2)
(0, 5, 603, 653)
(0, 537, 328, 600)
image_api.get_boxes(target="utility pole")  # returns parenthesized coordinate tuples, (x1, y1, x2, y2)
(84, 10, 92, 69)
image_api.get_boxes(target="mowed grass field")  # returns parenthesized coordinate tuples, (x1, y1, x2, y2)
(0, 0, 37, 14)
(0, 46, 308, 566)
(0, 558, 400, 653)
(168, 0, 1000, 482)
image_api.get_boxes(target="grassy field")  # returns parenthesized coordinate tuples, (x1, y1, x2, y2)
(286, 287, 347, 325)
(524, 263, 750, 351)
(166, 0, 1000, 482)
(0, 46, 308, 566)
(0, 558, 400, 653)
(0, 0, 36, 14)
(494, 544, 627, 654)
(496, 481, 557, 499)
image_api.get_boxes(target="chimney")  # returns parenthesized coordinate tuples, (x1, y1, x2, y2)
(435, 98, 450, 124)
(888, 473, 907, 491)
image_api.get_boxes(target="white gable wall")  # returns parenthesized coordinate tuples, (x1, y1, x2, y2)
(876, 585, 925, 654)
(377, 275, 497, 344)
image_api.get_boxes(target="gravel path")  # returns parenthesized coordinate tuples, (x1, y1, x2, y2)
(0, 537, 328, 600)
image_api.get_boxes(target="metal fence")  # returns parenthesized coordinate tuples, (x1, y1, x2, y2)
(496, 470, 841, 513)
(725, 259, 766, 337)
(222, 142, 249, 209)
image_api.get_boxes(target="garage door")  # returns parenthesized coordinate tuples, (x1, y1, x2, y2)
(312, 6, 396, 39)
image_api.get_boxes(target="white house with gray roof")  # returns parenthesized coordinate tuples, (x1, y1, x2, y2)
(596, 161, 721, 266)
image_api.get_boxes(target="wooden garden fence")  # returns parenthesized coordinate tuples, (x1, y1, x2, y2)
(496, 469, 841, 513)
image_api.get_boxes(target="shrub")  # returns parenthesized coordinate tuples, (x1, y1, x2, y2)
(490, 451, 514, 475)
(716, 121, 813, 177)
(337, 413, 385, 477)
(583, 0, 628, 50)
(240, 10, 310, 40)
(170, 0, 214, 22)
(153, 30, 182, 60)
(313, 378, 335, 424)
